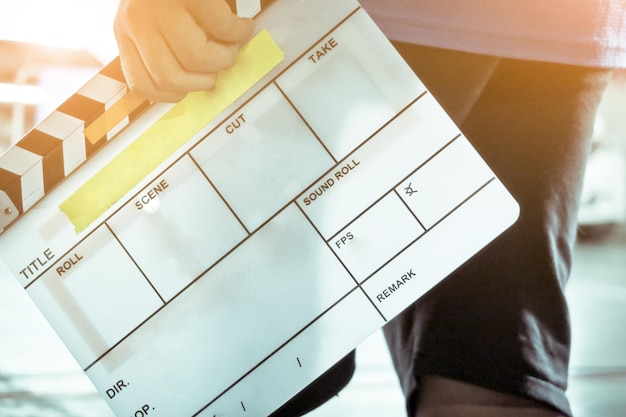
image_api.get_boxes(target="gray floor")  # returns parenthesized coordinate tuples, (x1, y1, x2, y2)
(0, 223, 624, 417)
(567, 225, 626, 417)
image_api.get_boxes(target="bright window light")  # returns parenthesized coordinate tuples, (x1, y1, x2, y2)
(0, 83, 46, 105)
(0, 0, 119, 62)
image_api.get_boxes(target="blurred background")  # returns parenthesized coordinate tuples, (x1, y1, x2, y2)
(1, 1, 625, 416)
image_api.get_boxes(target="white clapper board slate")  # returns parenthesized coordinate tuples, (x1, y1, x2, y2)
(0, 0, 519, 416)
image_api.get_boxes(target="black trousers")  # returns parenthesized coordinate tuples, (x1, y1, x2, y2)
(387, 43, 610, 417)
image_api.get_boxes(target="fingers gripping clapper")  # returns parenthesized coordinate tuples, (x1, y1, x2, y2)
(0, 58, 150, 233)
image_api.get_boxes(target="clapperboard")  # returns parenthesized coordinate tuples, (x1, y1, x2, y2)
(0, 1, 519, 416)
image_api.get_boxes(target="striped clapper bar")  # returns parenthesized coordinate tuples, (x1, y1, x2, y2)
(0, 58, 149, 233)
(227, 0, 275, 18)
(0, 0, 273, 234)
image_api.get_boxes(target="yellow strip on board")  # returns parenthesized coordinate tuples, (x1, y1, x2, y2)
(60, 30, 284, 233)
(84, 93, 148, 145)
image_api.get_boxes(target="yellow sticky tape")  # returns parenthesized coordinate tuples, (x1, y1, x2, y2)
(60, 30, 284, 233)
(84, 93, 148, 145)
